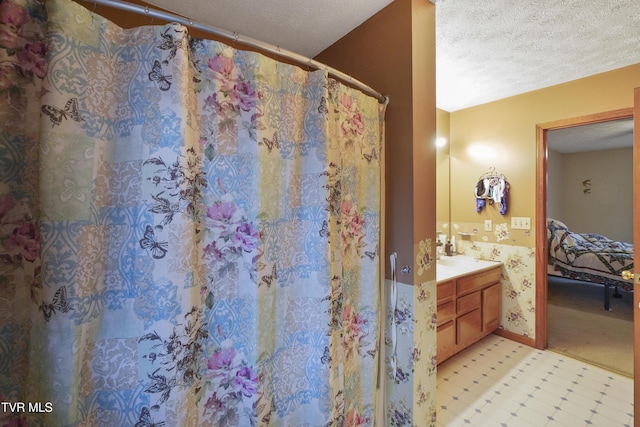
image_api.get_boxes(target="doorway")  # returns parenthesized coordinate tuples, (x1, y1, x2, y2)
(535, 108, 635, 357)
(544, 117, 634, 376)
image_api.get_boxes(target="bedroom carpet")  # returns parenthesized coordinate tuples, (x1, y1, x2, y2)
(547, 275, 633, 378)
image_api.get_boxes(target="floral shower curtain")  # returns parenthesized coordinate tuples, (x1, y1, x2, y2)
(0, 0, 386, 425)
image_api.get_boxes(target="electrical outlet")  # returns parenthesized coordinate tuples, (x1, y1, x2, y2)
(511, 217, 531, 230)
(484, 220, 492, 231)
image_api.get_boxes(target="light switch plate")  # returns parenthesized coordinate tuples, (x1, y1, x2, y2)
(511, 217, 531, 230)
(484, 220, 492, 231)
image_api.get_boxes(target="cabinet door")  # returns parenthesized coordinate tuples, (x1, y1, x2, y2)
(437, 320, 456, 364)
(457, 308, 482, 348)
(482, 283, 501, 332)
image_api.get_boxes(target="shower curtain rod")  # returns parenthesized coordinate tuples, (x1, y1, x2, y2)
(83, 0, 388, 104)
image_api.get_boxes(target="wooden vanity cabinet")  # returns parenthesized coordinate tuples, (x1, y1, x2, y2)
(436, 265, 501, 364)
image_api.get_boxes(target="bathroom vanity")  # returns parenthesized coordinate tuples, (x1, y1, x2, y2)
(436, 256, 502, 364)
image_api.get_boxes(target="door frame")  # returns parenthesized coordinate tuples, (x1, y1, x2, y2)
(534, 107, 634, 350)
(633, 88, 639, 419)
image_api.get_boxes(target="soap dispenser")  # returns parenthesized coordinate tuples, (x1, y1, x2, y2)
(444, 240, 453, 256)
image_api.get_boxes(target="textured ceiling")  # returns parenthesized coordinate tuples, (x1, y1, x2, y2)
(143, 0, 640, 114)
(142, 0, 395, 65)
(547, 118, 634, 153)
(436, 1, 640, 112)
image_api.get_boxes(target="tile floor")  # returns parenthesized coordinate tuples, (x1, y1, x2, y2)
(436, 334, 633, 427)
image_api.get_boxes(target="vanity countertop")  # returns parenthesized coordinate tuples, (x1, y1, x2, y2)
(436, 255, 502, 283)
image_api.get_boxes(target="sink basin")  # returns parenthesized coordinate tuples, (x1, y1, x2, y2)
(436, 256, 479, 268)
(436, 255, 500, 282)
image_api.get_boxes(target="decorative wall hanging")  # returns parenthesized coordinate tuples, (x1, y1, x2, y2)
(474, 167, 509, 215)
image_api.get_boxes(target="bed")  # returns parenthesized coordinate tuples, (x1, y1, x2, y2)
(547, 219, 634, 310)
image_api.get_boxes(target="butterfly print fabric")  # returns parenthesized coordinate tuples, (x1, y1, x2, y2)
(149, 60, 172, 91)
(0, 0, 386, 426)
(41, 98, 83, 127)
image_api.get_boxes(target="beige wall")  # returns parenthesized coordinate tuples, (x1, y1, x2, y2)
(552, 147, 633, 242)
(546, 149, 564, 220)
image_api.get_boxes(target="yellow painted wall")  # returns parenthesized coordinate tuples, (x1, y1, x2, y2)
(448, 63, 640, 248)
(445, 63, 640, 340)
(436, 109, 450, 234)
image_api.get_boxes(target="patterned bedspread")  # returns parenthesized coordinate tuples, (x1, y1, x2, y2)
(547, 219, 634, 292)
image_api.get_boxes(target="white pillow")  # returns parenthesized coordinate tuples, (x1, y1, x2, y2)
(547, 218, 568, 229)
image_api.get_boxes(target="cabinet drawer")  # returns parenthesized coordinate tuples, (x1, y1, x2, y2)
(457, 291, 480, 315)
(437, 280, 454, 304)
(457, 266, 501, 296)
(437, 301, 454, 326)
